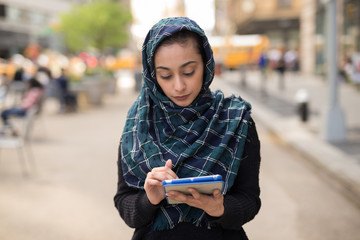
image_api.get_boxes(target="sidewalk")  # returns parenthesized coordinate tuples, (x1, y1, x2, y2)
(211, 69, 360, 206)
(0, 82, 138, 239)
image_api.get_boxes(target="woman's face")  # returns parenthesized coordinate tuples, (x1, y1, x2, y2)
(154, 39, 204, 107)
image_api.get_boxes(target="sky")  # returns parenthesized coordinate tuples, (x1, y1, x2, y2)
(130, 0, 215, 47)
(184, 0, 215, 32)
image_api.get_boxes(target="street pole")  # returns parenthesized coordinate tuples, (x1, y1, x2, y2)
(321, 0, 347, 142)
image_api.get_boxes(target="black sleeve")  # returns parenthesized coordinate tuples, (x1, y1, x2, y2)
(208, 118, 261, 230)
(113, 145, 164, 229)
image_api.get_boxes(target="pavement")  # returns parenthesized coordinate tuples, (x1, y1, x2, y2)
(211, 69, 360, 206)
(0, 73, 139, 239)
(0, 69, 359, 239)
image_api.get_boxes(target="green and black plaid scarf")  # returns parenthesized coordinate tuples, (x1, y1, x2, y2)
(120, 17, 251, 230)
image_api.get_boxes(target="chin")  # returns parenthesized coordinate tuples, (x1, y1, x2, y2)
(174, 101, 191, 107)
(176, 103, 189, 107)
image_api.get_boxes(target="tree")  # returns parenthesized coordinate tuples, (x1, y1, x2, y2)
(59, 0, 132, 54)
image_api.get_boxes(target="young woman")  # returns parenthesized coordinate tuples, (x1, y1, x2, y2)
(114, 17, 261, 240)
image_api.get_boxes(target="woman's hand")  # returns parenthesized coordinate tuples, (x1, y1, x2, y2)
(144, 159, 178, 205)
(166, 188, 224, 217)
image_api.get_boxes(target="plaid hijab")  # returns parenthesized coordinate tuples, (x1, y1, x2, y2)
(120, 17, 252, 230)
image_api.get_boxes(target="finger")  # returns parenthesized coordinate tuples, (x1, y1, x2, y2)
(167, 191, 189, 203)
(151, 161, 176, 174)
(165, 159, 172, 169)
(149, 171, 177, 181)
(169, 172, 178, 180)
(188, 188, 201, 199)
(145, 178, 163, 186)
(160, 160, 178, 179)
(213, 189, 222, 198)
(164, 159, 179, 179)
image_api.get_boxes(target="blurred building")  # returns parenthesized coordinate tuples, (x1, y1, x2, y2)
(226, 0, 301, 50)
(0, 0, 75, 59)
(218, 0, 360, 75)
(0, 0, 131, 60)
(314, 0, 360, 76)
(342, 0, 360, 57)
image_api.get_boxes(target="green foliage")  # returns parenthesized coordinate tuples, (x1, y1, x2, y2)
(59, 0, 132, 53)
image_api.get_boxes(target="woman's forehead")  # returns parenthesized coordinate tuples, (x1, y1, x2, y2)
(155, 37, 198, 54)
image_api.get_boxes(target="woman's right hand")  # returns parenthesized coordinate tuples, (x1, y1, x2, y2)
(144, 159, 178, 205)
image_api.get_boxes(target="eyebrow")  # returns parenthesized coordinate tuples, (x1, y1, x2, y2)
(155, 60, 197, 70)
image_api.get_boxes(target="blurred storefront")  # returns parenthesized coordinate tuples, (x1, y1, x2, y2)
(224, 0, 301, 53)
(315, 0, 360, 78)
(220, 0, 360, 77)
(314, 0, 326, 75)
(343, 0, 360, 56)
(342, 0, 360, 61)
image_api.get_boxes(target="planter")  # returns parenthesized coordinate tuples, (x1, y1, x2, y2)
(106, 77, 118, 94)
(82, 75, 107, 106)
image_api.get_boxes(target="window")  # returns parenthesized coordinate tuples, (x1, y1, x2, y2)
(29, 11, 46, 26)
(8, 7, 21, 23)
(0, 4, 6, 18)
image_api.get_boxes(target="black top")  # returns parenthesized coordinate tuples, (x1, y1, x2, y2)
(114, 118, 261, 240)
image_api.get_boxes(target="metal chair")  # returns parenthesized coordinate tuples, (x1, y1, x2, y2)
(0, 106, 38, 175)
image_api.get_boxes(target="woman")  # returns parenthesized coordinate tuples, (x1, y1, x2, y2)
(0, 77, 44, 136)
(114, 17, 261, 240)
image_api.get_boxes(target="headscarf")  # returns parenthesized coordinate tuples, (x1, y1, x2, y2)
(120, 17, 252, 230)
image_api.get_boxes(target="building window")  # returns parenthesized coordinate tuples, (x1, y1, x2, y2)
(343, 1, 360, 53)
(8, 7, 21, 23)
(0, 4, 6, 18)
(278, 0, 292, 8)
(29, 11, 46, 26)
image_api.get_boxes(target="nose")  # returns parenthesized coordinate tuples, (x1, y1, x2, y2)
(174, 75, 186, 92)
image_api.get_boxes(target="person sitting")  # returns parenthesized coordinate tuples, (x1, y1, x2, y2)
(0, 78, 44, 136)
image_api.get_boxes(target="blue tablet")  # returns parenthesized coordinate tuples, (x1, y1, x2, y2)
(162, 175, 224, 204)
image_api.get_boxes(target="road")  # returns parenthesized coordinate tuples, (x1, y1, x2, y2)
(0, 81, 359, 239)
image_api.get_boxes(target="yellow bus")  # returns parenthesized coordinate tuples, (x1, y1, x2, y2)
(209, 34, 269, 69)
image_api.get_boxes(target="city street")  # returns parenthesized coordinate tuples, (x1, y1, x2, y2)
(245, 121, 360, 240)
(0, 74, 360, 240)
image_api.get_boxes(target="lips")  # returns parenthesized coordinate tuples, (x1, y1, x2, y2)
(173, 94, 190, 101)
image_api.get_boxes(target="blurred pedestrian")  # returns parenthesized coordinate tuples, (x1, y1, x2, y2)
(0, 73, 10, 107)
(11, 67, 27, 103)
(0, 72, 10, 86)
(267, 48, 281, 70)
(54, 68, 77, 113)
(13, 67, 25, 82)
(0, 78, 44, 136)
(36, 65, 53, 98)
(340, 57, 355, 83)
(275, 53, 286, 90)
(258, 51, 268, 96)
(36, 65, 52, 86)
(284, 49, 299, 72)
(114, 17, 261, 240)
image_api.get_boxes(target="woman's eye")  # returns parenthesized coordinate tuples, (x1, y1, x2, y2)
(160, 75, 171, 80)
(184, 70, 194, 76)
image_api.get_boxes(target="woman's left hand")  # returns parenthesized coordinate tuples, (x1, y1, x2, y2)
(166, 188, 224, 217)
